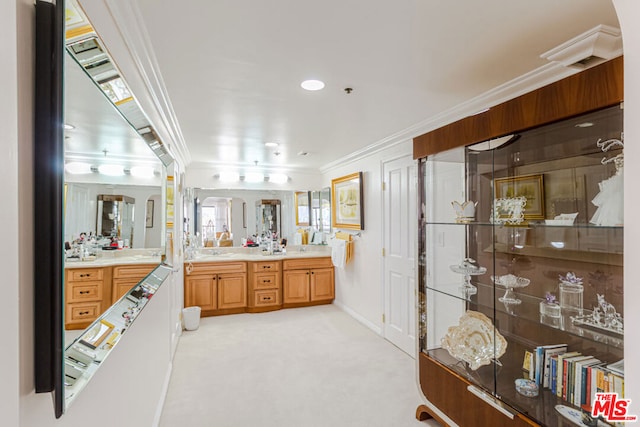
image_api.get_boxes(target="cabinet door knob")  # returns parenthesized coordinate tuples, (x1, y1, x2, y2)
(79, 311, 89, 315)
(311, 271, 315, 275)
(263, 279, 271, 283)
(79, 290, 90, 295)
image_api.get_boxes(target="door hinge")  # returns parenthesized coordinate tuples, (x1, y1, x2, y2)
(382, 248, 385, 257)
(382, 314, 385, 323)
(382, 181, 386, 191)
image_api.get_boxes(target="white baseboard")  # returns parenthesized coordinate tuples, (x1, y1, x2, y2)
(333, 301, 383, 335)
(152, 361, 173, 427)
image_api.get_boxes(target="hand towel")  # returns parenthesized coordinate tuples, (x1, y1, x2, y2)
(331, 239, 346, 269)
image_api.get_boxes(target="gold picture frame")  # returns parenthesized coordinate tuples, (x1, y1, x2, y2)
(294, 191, 310, 226)
(331, 172, 364, 230)
(494, 174, 545, 220)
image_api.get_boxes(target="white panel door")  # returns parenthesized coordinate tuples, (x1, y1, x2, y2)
(383, 156, 417, 356)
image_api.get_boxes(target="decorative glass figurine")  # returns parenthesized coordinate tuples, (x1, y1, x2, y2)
(571, 294, 624, 335)
(451, 200, 477, 223)
(540, 292, 561, 318)
(558, 272, 584, 315)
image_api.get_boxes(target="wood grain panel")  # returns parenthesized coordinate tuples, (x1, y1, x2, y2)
(419, 353, 539, 427)
(282, 257, 333, 270)
(414, 57, 623, 158)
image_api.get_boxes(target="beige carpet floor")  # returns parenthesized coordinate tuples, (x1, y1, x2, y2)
(159, 304, 441, 427)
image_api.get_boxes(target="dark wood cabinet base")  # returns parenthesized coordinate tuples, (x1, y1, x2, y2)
(416, 404, 449, 426)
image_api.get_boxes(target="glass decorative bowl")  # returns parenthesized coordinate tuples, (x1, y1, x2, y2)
(491, 274, 530, 305)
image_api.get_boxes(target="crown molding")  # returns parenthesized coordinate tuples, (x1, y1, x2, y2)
(320, 60, 583, 174)
(103, 0, 192, 167)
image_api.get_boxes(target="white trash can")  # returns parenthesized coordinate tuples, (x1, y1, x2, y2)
(182, 306, 201, 331)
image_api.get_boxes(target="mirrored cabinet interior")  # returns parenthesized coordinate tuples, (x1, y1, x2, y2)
(310, 187, 331, 237)
(96, 195, 135, 243)
(256, 199, 282, 238)
(416, 58, 624, 426)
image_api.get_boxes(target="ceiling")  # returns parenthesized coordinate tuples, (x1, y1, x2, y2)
(72, 0, 621, 177)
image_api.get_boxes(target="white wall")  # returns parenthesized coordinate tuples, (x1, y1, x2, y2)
(322, 140, 414, 333)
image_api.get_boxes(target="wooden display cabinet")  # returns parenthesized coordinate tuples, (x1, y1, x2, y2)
(414, 58, 624, 426)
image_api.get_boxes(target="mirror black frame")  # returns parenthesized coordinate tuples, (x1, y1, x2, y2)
(34, 0, 65, 418)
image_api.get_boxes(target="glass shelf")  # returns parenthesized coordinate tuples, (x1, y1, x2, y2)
(424, 220, 623, 230)
(426, 283, 623, 349)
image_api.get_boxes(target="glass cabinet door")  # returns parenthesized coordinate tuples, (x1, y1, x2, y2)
(418, 104, 624, 425)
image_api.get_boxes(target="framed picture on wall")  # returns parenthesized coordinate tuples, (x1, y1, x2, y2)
(331, 172, 364, 230)
(146, 199, 154, 228)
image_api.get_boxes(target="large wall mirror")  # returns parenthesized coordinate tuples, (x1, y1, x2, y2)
(184, 188, 331, 249)
(34, 0, 175, 416)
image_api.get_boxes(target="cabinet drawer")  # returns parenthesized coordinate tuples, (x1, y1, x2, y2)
(252, 261, 280, 272)
(253, 289, 280, 306)
(254, 272, 279, 290)
(113, 264, 155, 279)
(66, 302, 102, 324)
(187, 262, 247, 275)
(67, 281, 103, 303)
(68, 268, 104, 281)
(282, 257, 332, 270)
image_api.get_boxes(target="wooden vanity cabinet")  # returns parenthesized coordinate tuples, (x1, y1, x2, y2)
(65, 267, 111, 330)
(282, 257, 334, 307)
(247, 260, 282, 312)
(112, 264, 156, 302)
(184, 262, 247, 316)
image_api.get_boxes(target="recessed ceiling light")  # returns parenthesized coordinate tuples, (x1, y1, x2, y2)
(575, 122, 594, 128)
(98, 164, 124, 176)
(265, 142, 279, 148)
(297, 151, 309, 156)
(65, 162, 91, 174)
(301, 79, 325, 91)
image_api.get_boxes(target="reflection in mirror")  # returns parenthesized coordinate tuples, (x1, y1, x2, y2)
(294, 191, 310, 226)
(256, 199, 282, 239)
(62, 8, 173, 410)
(185, 188, 331, 249)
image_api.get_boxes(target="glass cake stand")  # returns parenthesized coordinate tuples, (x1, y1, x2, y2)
(450, 258, 487, 297)
(491, 274, 530, 305)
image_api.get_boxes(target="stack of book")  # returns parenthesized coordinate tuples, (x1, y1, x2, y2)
(522, 346, 624, 411)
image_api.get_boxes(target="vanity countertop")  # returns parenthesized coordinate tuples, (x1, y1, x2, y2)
(184, 246, 331, 263)
(64, 249, 162, 269)
(64, 246, 331, 268)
